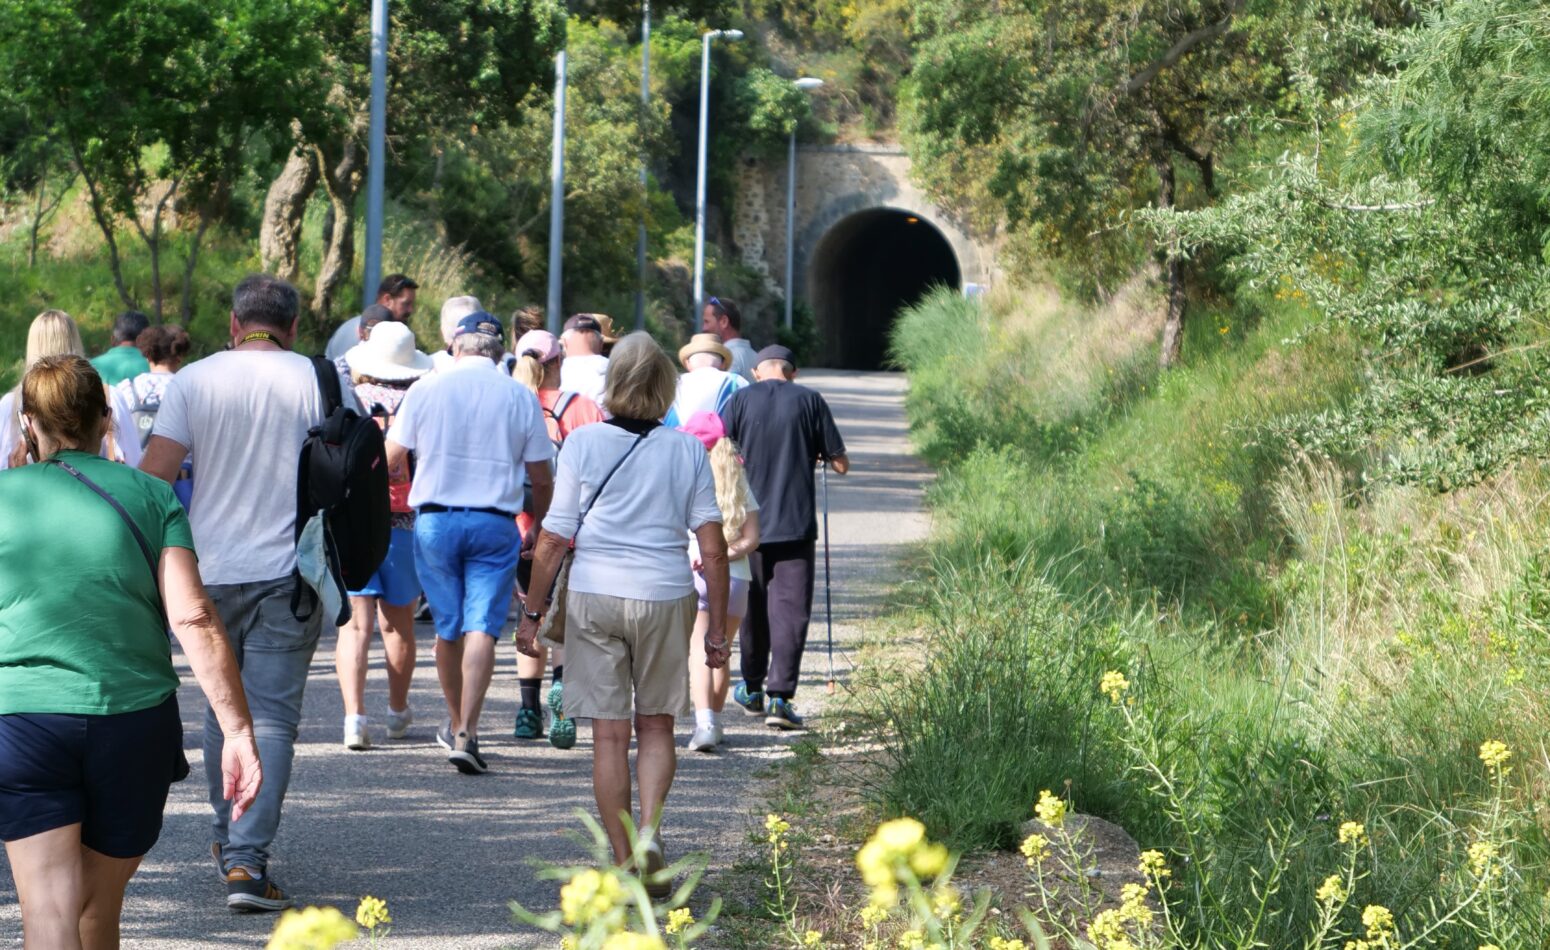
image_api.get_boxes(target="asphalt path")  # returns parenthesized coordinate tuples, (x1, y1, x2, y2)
(0, 369, 932, 948)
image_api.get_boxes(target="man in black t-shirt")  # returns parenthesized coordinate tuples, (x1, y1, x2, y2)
(720, 345, 849, 730)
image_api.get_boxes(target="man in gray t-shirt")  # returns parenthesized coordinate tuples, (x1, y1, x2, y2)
(141, 274, 357, 914)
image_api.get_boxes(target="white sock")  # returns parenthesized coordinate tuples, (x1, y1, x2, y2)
(695, 709, 717, 730)
(345, 713, 369, 732)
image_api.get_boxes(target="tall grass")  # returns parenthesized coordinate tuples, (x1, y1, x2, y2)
(874, 281, 1550, 944)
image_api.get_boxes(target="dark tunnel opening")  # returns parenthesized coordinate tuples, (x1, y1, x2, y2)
(809, 209, 962, 370)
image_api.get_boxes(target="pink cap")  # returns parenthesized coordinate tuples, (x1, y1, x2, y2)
(514, 329, 562, 363)
(677, 411, 725, 451)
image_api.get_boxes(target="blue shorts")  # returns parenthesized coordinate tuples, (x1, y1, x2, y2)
(0, 693, 183, 858)
(415, 510, 522, 641)
(349, 526, 420, 606)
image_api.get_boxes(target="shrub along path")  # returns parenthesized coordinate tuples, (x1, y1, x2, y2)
(0, 369, 931, 948)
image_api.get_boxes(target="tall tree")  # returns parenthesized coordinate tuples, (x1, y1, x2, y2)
(257, 0, 565, 322)
(0, 0, 328, 322)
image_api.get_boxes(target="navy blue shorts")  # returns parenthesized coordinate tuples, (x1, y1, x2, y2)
(0, 693, 183, 858)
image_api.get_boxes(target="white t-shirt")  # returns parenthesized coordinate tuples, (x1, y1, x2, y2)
(560, 354, 609, 409)
(386, 356, 554, 512)
(324, 316, 361, 361)
(688, 491, 760, 582)
(725, 338, 758, 383)
(665, 367, 747, 426)
(0, 387, 142, 470)
(545, 423, 722, 601)
(429, 349, 456, 373)
(152, 350, 356, 585)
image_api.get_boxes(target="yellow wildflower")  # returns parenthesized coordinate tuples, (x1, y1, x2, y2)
(1118, 882, 1153, 927)
(857, 816, 950, 905)
(859, 904, 889, 927)
(354, 896, 390, 931)
(1100, 670, 1130, 703)
(1362, 904, 1395, 940)
(767, 813, 792, 847)
(562, 938, 579, 950)
(931, 885, 962, 920)
(1468, 840, 1500, 879)
(897, 930, 925, 950)
(1480, 945, 1502, 950)
(1479, 740, 1511, 771)
(1138, 850, 1171, 880)
(1034, 790, 1067, 828)
(1088, 908, 1136, 950)
(1338, 821, 1367, 846)
(664, 907, 694, 935)
(266, 906, 359, 950)
(803, 930, 824, 947)
(875, 818, 926, 853)
(1316, 874, 1347, 904)
(559, 869, 624, 926)
(989, 940, 1028, 950)
(601, 935, 666, 950)
(1019, 833, 1050, 866)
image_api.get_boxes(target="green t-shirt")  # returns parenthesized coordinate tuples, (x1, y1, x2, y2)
(90, 345, 150, 386)
(0, 450, 193, 714)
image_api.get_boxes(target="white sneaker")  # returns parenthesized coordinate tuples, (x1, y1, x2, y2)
(686, 722, 722, 752)
(345, 721, 372, 751)
(385, 708, 413, 740)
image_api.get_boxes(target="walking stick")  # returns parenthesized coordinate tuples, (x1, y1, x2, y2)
(822, 460, 836, 695)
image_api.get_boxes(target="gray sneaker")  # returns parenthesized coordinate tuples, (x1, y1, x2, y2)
(449, 731, 488, 774)
(385, 708, 413, 740)
(436, 719, 454, 751)
(225, 867, 292, 913)
(686, 723, 722, 752)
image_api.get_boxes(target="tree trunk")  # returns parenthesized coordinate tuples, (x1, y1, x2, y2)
(179, 207, 214, 326)
(68, 139, 139, 312)
(260, 146, 319, 283)
(312, 122, 367, 321)
(1156, 155, 1186, 369)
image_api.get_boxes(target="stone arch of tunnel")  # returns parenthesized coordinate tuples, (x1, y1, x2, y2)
(808, 208, 962, 370)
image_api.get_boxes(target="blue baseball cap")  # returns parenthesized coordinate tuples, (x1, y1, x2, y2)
(453, 310, 504, 339)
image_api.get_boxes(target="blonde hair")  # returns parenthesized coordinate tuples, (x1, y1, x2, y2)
(710, 437, 752, 543)
(20, 355, 108, 450)
(602, 331, 676, 420)
(26, 310, 86, 367)
(512, 354, 545, 392)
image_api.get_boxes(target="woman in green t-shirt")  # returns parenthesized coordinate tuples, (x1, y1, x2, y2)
(0, 355, 262, 949)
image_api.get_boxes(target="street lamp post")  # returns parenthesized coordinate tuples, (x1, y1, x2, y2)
(362, 0, 388, 310)
(691, 28, 743, 320)
(635, 1, 650, 331)
(546, 49, 567, 336)
(784, 77, 823, 331)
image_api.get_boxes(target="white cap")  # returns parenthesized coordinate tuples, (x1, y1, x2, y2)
(439, 296, 483, 345)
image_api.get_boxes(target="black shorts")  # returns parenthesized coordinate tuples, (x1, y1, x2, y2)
(0, 693, 183, 858)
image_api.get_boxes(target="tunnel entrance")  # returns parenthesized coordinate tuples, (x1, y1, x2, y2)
(809, 209, 961, 370)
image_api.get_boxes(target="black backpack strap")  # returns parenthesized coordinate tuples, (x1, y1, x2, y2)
(310, 355, 343, 417)
(49, 458, 169, 631)
(552, 391, 578, 423)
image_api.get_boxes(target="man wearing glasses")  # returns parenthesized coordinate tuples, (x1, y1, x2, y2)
(701, 297, 757, 383)
(324, 273, 420, 360)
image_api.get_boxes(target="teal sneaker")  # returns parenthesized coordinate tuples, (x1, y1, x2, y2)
(732, 682, 765, 715)
(764, 698, 806, 731)
(513, 707, 544, 740)
(548, 681, 577, 749)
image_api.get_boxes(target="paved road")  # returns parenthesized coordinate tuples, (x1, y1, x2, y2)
(0, 369, 932, 948)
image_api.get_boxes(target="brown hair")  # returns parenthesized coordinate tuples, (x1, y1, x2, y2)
(602, 332, 677, 421)
(20, 355, 109, 450)
(136, 325, 192, 365)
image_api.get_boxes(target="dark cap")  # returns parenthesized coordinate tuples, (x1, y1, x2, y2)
(756, 344, 796, 367)
(454, 310, 504, 339)
(564, 313, 603, 334)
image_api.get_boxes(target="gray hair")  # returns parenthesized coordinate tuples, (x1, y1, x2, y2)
(233, 274, 300, 331)
(454, 332, 507, 361)
(685, 351, 724, 370)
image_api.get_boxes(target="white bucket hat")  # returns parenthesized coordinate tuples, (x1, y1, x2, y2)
(345, 321, 433, 381)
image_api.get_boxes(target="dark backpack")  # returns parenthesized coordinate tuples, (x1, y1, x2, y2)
(293, 356, 391, 619)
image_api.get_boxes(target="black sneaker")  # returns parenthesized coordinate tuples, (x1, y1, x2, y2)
(449, 731, 488, 774)
(225, 867, 292, 912)
(436, 719, 454, 751)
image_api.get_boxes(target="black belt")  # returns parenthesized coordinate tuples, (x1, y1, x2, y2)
(418, 503, 518, 520)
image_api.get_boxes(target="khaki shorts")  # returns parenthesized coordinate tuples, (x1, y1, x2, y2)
(564, 591, 697, 720)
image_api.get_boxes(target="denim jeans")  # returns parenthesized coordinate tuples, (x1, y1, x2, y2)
(204, 578, 321, 873)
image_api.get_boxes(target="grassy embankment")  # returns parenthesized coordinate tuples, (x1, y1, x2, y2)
(862, 281, 1550, 944)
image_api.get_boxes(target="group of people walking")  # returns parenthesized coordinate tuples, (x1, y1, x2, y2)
(0, 272, 849, 945)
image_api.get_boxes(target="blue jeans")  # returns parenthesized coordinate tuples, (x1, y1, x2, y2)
(204, 578, 321, 874)
(414, 510, 521, 641)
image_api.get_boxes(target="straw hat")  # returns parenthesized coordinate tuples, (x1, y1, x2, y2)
(678, 332, 733, 370)
(345, 321, 433, 381)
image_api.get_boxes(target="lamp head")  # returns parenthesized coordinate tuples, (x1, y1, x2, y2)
(710, 28, 744, 40)
(795, 77, 825, 91)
